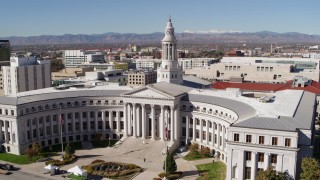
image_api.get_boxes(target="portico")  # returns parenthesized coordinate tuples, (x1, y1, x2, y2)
(121, 82, 191, 142)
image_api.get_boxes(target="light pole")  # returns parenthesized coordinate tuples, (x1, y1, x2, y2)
(108, 137, 111, 147)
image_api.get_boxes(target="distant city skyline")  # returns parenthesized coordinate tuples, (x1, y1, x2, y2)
(1, 0, 320, 37)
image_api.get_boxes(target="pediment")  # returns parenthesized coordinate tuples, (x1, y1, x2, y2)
(122, 86, 174, 99)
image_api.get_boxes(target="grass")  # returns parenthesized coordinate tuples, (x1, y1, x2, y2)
(42, 142, 83, 153)
(196, 162, 226, 180)
(183, 151, 211, 161)
(67, 173, 87, 180)
(0, 153, 33, 165)
(91, 139, 118, 148)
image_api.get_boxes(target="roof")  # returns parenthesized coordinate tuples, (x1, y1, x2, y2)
(148, 82, 193, 97)
(183, 75, 212, 86)
(0, 86, 132, 106)
(183, 94, 256, 121)
(213, 80, 320, 94)
(232, 91, 316, 131)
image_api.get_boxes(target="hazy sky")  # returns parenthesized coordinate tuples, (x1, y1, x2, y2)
(1, 0, 319, 37)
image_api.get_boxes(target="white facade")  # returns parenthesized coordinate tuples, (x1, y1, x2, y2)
(178, 58, 215, 71)
(63, 50, 105, 68)
(2, 56, 51, 95)
(136, 59, 161, 70)
(157, 18, 183, 85)
(185, 57, 320, 82)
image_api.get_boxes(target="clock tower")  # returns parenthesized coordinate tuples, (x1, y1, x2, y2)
(157, 17, 183, 85)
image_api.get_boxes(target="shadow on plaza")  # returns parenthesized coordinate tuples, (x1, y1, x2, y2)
(78, 154, 102, 159)
(180, 170, 199, 178)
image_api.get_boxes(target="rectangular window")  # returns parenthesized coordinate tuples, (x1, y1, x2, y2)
(272, 137, 278, 146)
(259, 136, 264, 144)
(246, 135, 252, 143)
(234, 133, 239, 142)
(245, 167, 251, 179)
(258, 153, 264, 162)
(271, 154, 277, 164)
(285, 138, 291, 147)
(245, 151, 252, 161)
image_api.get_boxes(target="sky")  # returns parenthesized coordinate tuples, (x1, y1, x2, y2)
(1, 0, 319, 37)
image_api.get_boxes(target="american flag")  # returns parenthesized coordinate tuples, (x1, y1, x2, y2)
(165, 123, 168, 140)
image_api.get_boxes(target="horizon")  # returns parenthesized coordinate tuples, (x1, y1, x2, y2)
(1, 0, 319, 37)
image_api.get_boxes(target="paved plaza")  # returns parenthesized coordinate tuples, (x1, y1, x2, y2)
(0, 137, 216, 180)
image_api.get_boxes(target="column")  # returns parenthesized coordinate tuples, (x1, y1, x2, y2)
(128, 104, 132, 135)
(141, 104, 146, 139)
(206, 120, 209, 145)
(217, 124, 221, 149)
(160, 105, 165, 141)
(251, 152, 257, 180)
(200, 119, 203, 143)
(227, 148, 233, 180)
(132, 103, 137, 137)
(0, 121, 3, 142)
(192, 118, 196, 142)
(79, 112, 83, 133)
(186, 116, 189, 144)
(222, 125, 225, 151)
(238, 150, 245, 180)
(36, 118, 40, 139)
(108, 110, 113, 131)
(94, 111, 98, 132)
(123, 104, 128, 136)
(174, 106, 179, 140)
(264, 153, 270, 169)
(116, 111, 121, 133)
(43, 117, 47, 138)
(86, 111, 90, 132)
(170, 106, 174, 142)
(102, 111, 106, 133)
(50, 115, 54, 137)
(151, 104, 156, 140)
(4, 121, 8, 143)
(277, 154, 284, 172)
(211, 122, 215, 147)
(65, 113, 68, 136)
(136, 107, 140, 136)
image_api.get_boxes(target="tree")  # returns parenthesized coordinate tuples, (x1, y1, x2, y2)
(256, 166, 290, 180)
(24, 143, 41, 160)
(65, 142, 75, 155)
(200, 147, 210, 157)
(163, 149, 177, 174)
(188, 143, 199, 158)
(301, 158, 320, 179)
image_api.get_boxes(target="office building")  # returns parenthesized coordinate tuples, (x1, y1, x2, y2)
(127, 70, 157, 86)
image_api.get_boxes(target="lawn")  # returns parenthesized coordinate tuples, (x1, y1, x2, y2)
(67, 173, 87, 180)
(196, 162, 226, 180)
(0, 153, 33, 165)
(183, 151, 211, 161)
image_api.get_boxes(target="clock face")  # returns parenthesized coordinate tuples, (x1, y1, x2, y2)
(166, 31, 170, 35)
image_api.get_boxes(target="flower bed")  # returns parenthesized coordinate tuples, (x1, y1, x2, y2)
(82, 160, 143, 179)
(45, 154, 77, 166)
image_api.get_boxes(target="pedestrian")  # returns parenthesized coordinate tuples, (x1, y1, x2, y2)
(144, 158, 146, 163)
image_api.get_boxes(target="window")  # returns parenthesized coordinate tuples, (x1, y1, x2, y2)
(234, 133, 239, 142)
(245, 151, 251, 161)
(272, 137, 278, 146)
(271, 154, 277, 164)
(285, 138, 291, 147)
(245, 167, 251, 179)
(258, 153, 264, 162)
(196, 119, 200, 125)
(246, 135, 252, 143)
(259, 136, 264, 144)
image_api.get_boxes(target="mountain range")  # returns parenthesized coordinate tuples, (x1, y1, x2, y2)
(2, 31, 320, 45)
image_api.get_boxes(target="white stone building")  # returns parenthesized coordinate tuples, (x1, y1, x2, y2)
(178, 58, 216, 71)
(185, 57, 320, 83)
(0, 18, 315, 180)
(63, 50, 105, 68)
(1, 56, 51, 95)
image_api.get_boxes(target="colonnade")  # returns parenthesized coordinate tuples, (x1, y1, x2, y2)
(124, 103, 180, 141)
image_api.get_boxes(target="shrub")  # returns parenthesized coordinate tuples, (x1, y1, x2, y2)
(65, 142, 75, 155)
(24, 143, 41, 160)
(91, 159, 105, 164)
(200, 147, 210, 157)
(45, 154, 76, 166)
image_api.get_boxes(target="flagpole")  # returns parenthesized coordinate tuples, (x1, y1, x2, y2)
(60, 106, 64, 158)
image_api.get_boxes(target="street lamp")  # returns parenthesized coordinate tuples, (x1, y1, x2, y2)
(108, 137, 111, 147)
